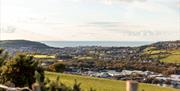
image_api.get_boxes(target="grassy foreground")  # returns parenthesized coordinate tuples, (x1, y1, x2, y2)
(45, 72, 179, 91)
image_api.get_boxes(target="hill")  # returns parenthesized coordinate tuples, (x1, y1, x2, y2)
(142, 41, 180, 63)
(147, 40, 180, 50)
(0, 40, 179, 63)
(0, 40, 51, 49)
(46, 72, 179, 91)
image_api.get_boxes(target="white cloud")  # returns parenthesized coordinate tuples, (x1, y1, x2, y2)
(102, 0, 146, 5)
(1, 0, 179, 41)
(1, 25, 16, 33)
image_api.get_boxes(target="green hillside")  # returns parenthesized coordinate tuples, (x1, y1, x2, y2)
(160, 55, 180, 63)
(45, 72, 179, 91)
(143, 47, 180, 63)
(0, 40, 50, 48)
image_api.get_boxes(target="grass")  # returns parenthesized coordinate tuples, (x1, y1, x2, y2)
(45, 72, 179, 91)
(143, 47, 180, 63)
(169, 50, 180, 55)
(33, 55, 56, 59)
(74, 56, 94, 60)
(144, 50, 167, 55)
(160, 55, 180, 63)
(160, 49, 180, 63)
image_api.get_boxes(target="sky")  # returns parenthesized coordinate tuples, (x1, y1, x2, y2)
(0, 0, 180, 41)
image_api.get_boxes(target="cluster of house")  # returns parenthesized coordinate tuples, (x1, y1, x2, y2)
(151, 74, 180, 88)
(65, 69, 180, 89)
(4, 46, 156, 63)
(50, 46, 144, 62)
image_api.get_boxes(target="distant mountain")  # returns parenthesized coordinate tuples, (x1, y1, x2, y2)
(1, 40, 179, 49)
(0, 40, 51, 49)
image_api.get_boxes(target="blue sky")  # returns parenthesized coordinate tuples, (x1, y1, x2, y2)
(1, 0, 180, 41)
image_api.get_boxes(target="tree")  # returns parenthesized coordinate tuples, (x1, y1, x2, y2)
(49, 63, 66, 72)
(0, 54, 38, 87)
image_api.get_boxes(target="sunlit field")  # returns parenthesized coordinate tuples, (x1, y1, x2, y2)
(33, 55, 56, 59)
(45, 72, 179, 91)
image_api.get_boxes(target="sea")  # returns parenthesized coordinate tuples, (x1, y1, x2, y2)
(40, 41, 154, 48)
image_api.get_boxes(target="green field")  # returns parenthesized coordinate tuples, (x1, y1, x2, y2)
(143, 48, 180, 63)
(33, 55, 56, 59)
(45, 72, 179, 91)
(143, 48, 166, 55)
(160, 49, 180, 63)
(74, 56, 94, 60)
(160, 55, 180, 63)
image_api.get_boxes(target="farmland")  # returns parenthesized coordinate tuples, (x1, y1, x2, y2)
(160, 49, 180, 63)
(45, 72, 179, 91)
(143, 47, 180, 63)
(33, 55, 56, 59)
(160, 55, 180, 63)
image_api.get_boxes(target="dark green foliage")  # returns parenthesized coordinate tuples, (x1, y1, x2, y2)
(0, 54, 38, 87)
(49, 63, 66, 72)
(36, 67, 45, 83)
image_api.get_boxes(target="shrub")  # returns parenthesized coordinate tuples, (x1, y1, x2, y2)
(0, 54, 38, 87)
(49, 63, 66, 72)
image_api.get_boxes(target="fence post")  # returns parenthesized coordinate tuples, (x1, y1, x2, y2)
(126, 80, 138, 91)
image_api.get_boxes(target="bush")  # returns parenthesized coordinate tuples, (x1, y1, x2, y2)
(0, 54, 38, 87)
(49, 63, 66, 72)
